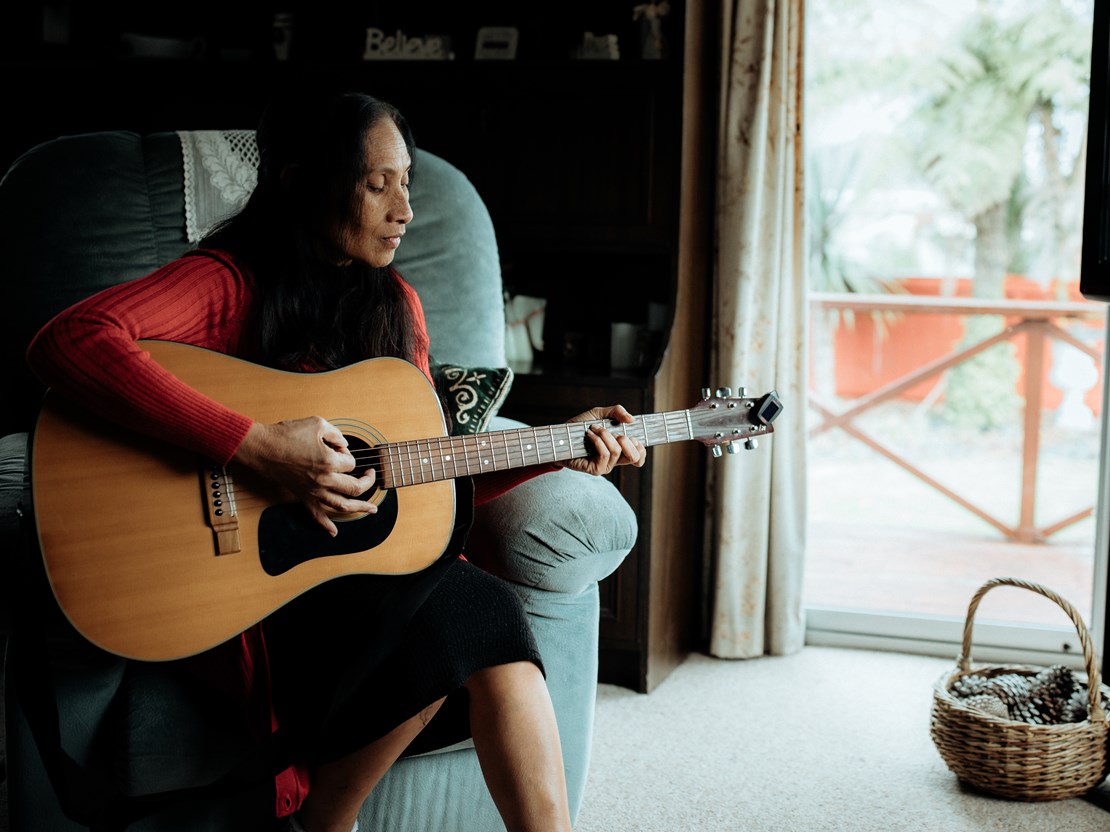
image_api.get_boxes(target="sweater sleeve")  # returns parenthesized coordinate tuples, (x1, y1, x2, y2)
(25, 251, 256, 464)
(473, 463, 559, 505)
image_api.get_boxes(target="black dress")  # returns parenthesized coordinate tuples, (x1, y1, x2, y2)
(263, 554, 544, 765)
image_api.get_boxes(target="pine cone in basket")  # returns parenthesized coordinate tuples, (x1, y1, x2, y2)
(951, 665, 1083, 725)
(956, 693, 1009, 719)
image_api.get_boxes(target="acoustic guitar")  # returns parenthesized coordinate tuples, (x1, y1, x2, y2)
(31, 340, 782, 661)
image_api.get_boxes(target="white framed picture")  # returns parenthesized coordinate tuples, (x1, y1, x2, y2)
(474, 26, 519, 60)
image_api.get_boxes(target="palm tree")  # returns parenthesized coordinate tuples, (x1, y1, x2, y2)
(905, 0, 1092, 428)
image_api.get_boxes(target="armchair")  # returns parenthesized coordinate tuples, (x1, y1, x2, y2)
(0, 130, 637, 831)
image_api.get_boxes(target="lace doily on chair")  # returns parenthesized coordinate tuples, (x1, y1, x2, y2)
(178, 130, 259, 243)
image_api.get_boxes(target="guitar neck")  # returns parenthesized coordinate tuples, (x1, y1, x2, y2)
(375, 411, 691, 488)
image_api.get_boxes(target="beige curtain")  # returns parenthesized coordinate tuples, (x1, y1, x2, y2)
(706, 0, 808, 658)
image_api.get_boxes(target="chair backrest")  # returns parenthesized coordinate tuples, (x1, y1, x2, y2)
(0, 130, 505, 435)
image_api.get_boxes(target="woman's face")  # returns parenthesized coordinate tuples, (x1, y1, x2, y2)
(329, 118, 413, 268)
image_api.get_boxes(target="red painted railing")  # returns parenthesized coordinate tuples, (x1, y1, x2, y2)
(809, 292, 1106, 543)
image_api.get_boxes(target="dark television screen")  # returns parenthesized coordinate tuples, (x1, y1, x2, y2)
(1081, 0, 1110, 301)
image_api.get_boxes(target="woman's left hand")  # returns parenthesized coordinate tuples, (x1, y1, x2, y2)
(557, 404, 647, 476)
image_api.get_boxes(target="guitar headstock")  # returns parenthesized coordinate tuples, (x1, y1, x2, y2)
(689, 388, 783, 457)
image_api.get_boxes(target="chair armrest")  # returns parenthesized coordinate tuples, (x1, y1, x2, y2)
(0, 431, 30, 634)
(0, 432, 28, 529)
(463, 417, 638, 594)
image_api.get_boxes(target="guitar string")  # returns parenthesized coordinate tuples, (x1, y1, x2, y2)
(341, 413, 700, 486)
(217, 411, 712, 510)
(231, 411, 699, 479)
(338, 410, 699, 468)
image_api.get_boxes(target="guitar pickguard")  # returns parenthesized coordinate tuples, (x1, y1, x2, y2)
(258, 489, 399, 576)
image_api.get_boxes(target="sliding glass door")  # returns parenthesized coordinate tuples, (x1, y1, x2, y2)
(803, 0, 1106, 665)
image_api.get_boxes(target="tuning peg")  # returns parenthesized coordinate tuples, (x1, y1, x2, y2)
(726, 441, 741, 454)
(737, 386, 749, 397)
(711, 445, 723, 458)
(715, 386, 732, 398)
(744, 438, 759, 450)
(701, 387, 712, 400)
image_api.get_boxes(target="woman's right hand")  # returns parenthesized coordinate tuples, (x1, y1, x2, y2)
(232, 416, 377, 536)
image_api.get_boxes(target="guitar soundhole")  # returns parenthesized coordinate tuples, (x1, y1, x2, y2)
(257, 434, 398, 577)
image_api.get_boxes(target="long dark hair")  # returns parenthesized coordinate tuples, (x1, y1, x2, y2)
(201, 87, 418, 371)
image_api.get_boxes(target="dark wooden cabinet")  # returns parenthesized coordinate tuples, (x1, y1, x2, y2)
(4, 0, 717, 692)
(495, 373, 653, 687)
(482, 1, 719, 692)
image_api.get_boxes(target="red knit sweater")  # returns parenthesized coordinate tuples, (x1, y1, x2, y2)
(26, 250, 554, 816)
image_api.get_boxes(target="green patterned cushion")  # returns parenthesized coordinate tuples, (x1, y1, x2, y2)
(432, 362, 514, 435)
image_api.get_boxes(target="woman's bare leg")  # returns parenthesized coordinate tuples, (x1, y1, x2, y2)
(298, 661, 571, 832)
(466, 661, 573, 832)
(297, 698, 445, 832)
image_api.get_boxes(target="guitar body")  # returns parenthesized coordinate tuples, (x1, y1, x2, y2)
(31, 341, 456, 661)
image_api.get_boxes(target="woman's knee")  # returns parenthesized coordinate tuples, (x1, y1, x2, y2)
(464, 660, 544, 697)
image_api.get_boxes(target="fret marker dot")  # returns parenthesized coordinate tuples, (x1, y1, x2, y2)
(445, 455, 451, 461)
(526, 444, 533, 450)
(558, 440, 565, 446)
(422, 458, 429, 464)
(483, 459, 490, 466)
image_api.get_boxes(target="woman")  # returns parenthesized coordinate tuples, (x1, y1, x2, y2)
(26, 87, 646, 832)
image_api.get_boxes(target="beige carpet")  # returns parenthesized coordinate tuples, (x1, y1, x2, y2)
(574, 647, 1110, 831)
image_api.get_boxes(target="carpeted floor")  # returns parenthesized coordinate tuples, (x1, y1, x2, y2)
(574, 646, 1110, 831)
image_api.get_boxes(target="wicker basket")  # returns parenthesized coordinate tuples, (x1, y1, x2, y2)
(930, 577, 1110, 801)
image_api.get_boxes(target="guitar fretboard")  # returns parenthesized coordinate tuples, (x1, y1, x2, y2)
(373, 411, 694, 488)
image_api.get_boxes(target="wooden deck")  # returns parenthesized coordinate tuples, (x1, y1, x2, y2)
(804, 521, 1097, 627)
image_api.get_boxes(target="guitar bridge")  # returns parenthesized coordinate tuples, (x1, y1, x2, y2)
(201, 462, 241, 556)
